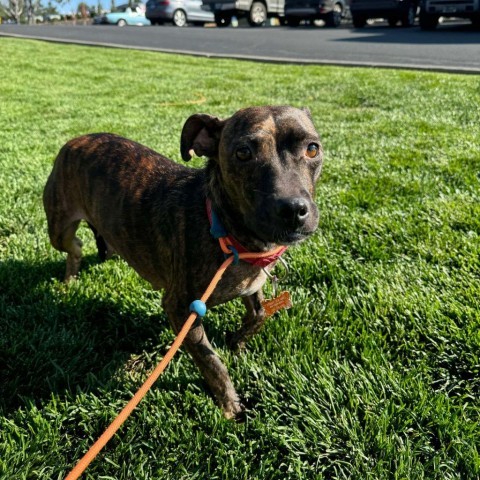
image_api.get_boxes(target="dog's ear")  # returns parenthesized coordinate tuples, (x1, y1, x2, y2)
(180, 114, 225, 161)
(301, 107, 313, 119)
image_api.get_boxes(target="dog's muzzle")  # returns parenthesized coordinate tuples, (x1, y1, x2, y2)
(275, 197, 311, 230)
(253, 196, 319, 245)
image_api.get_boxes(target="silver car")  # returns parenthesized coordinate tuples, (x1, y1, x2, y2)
(146, 0, 214, 26)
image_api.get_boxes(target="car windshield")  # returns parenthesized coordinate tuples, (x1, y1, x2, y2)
(117, 2, 145, 12)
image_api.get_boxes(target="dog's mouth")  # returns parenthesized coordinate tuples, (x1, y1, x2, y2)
(247, 198, 319, 246)
(276, 230, 312, 245)
(278, 229, 317, 246)
(253, 224, 316, 247)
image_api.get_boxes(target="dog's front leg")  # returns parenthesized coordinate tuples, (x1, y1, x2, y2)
(227, 291, 266, 351)
(163, 296, 244, 420)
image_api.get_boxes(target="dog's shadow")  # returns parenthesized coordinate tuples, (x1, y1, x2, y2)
(0, 255, 225, 414)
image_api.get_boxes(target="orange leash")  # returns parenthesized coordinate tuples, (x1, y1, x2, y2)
(65, 243, 285, 480)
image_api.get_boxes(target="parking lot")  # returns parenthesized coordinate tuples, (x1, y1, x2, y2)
(1, 20, 479, 73)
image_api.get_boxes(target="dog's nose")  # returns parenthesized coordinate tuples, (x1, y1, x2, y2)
(276, 197, 310, 228)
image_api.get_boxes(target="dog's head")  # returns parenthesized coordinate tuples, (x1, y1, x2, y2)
(181, 106, 323, 246)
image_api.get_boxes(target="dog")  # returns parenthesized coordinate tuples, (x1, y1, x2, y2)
(43, 105, 324, 419)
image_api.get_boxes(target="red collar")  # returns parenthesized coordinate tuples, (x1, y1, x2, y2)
(206, 199, 287, 268)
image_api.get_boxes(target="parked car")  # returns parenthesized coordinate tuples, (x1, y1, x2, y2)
(201, 0, 284, 26)
(146, 0, 214, 25)
(96, 3, 151, 26)
(419, 0, 480, 29)
(46, 13, 62, 21)
(285, 0, 347, 26)
(349, 0, 418, 27)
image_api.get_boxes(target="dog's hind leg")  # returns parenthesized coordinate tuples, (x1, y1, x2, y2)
(87, 222, 115, 262)
(227, 291, 266, 351)
(47, 218, 83, 282)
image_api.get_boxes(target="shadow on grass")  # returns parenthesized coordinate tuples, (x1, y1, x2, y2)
(0, 255, 215, 414)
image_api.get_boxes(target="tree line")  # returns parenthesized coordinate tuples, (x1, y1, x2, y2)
(1, 0, 108, 24)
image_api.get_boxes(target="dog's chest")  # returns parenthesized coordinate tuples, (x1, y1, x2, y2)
(209, 264, 268, 305)
(234, 267, 268, 297)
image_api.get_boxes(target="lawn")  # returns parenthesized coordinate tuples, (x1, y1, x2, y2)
(0, 37, 479, 479)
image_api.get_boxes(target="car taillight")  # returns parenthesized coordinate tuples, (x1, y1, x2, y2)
(159, 0, 170, 4)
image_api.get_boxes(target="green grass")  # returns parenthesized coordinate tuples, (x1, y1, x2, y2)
(0, 37, 479, 479)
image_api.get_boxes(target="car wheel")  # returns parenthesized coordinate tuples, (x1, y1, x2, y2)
(117, 19, 127, 26)
(215, 13, 232, 26)
(248, 1, 267, 26)
(387, 16, 398, 26)
(286, 15, 301, 26)
(324, 2, 342, 27)
(419, 10, 438, 29)
(352, 14, 366, 28)
(401, 3, 417, 27)
(173, 9, 187, 26)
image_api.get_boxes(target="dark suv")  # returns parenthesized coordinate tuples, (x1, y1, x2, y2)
(285, 0, 347, 26)
(349, 0, 418, 27)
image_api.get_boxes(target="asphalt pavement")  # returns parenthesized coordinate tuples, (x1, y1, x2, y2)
(1, 22, 479, 73)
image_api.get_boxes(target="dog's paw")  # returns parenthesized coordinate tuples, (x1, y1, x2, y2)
(225, 331, 247, 352)
(222, 399, 246, 422)
(63, 274, 79, 284)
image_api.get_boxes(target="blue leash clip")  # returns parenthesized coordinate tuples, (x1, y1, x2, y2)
(210, 208, 227, 239)
(226, 245, 239, 265)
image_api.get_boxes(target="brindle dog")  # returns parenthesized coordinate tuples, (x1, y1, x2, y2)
(43, 106, 323, 419)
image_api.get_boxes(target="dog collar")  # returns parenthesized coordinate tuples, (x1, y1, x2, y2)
(206, 199, 287, 268)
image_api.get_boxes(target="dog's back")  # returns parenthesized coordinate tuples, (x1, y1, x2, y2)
(43, 133, 197, 285)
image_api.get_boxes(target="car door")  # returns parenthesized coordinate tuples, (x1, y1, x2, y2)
(268, 0, 284, 14)
(185, 0, 213, 20)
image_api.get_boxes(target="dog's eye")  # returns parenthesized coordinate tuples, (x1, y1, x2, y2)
(236, 146, 252, 161)
(305, 143, 319, 159)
